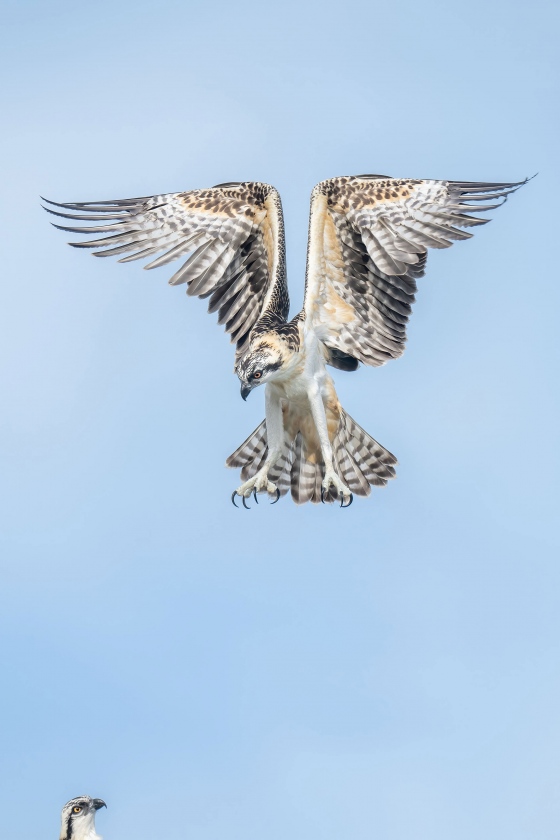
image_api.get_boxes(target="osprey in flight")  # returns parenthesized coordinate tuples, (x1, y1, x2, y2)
(59, 795, 106, 840)
(45, 174, 528, 507)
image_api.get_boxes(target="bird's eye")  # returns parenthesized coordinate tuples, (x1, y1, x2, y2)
(72, 807, 82, 814)
(253, 371, 262, 379)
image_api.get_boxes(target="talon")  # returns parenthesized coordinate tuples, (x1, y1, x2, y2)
(242, 495, 251, 510)
(231, 491, 239, 508)
(321, 486, 325, 504)
(271, 487, 280, 504)
(253, 489, 259, 504)
(341, 493, 353, 508)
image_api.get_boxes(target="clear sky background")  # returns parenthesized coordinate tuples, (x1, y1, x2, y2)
(1, 0, 559, 838)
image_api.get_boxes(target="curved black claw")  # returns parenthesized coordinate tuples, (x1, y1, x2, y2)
(270, 488, 281, 504)
(242, 495, 251, 510)
(321, 486, 326, 504)
(231, 491, 239, 508)
(340, 492, 353, 508)
(253, 489, 259, 504)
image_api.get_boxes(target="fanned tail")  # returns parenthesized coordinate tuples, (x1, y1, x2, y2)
(226, 410, 397, 505)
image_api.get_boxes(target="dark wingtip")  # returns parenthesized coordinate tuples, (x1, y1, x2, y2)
(41, 196, 72, 209)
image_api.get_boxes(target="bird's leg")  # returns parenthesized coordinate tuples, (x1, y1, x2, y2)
(308, 381, 352, 506)
(232, 386, 284, 506)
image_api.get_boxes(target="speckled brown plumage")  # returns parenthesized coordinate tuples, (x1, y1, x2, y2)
(302, 175, 530, 367)
(44, 174, 529, 371)
(43, 181, 290, 363)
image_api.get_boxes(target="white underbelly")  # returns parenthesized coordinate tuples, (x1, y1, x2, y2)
(273, 336, 333, 401)
(274, 365, 329, 403)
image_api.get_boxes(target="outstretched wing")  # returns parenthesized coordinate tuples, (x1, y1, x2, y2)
(44, 182, 287, 362)
(303, 175, 529, 367)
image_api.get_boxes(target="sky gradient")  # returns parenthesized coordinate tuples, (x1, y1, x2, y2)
(1, 0, 559, 838)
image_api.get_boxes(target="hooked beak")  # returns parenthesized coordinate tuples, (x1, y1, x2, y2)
(240, 384, 251, 401)
(92, 800, 107, 811)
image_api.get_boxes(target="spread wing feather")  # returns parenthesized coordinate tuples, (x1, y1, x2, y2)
(44, 182, 287, 362)
(303, 175, 530, 367)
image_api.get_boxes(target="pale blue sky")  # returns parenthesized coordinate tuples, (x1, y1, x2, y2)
(1, 0, 559, 838)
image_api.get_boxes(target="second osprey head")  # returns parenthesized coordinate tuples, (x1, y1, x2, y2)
(59, 796, 106, 840)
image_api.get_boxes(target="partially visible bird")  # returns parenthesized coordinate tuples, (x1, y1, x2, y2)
(59, 796, 106, 840)
(44, 174, 530, 506)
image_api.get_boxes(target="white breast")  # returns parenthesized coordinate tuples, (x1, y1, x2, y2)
(270, 330, 331, 403)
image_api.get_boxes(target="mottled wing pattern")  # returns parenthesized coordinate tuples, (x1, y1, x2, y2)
(44, 182, 288, 361)
(303, 175, 529, 367)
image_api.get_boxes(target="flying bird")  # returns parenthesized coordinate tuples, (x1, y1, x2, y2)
(59, 796, 106, 840)
(44, 174, 529, 507)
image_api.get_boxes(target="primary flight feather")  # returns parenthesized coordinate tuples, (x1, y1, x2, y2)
(44, 174, 529, 506)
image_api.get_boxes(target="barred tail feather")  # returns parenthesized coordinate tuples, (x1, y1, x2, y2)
(227, 409, 396, 505)
(290, 433, 318, 504)
(226, 419, 268, 479)
(226, 420, 293, 498)
(340, 412, 397, 487)
(268, 438, 295, 497)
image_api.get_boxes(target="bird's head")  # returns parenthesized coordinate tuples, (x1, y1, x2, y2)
(60, 796, 106, 840)
(236, 338, 285, 400)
